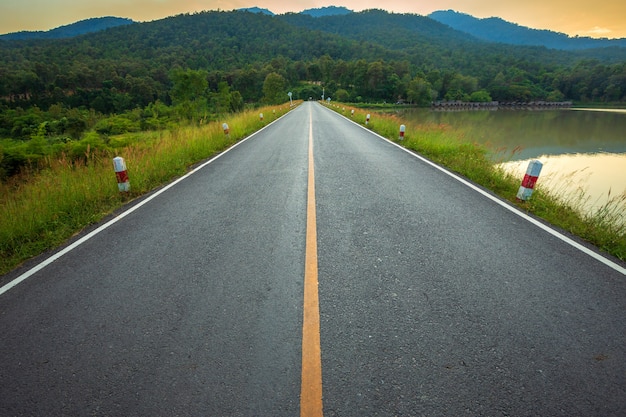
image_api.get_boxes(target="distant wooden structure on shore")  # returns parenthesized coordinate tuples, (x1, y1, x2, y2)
(431, 101, 573, 111)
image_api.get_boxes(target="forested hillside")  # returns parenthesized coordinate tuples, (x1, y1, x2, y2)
(2, 10, 623, 110)
(0, 9, 624, 179)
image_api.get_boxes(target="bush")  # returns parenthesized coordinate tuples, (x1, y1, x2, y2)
(470, 90, 493, 102)
(67, 132, 109, 161)
(94, 115, 141, 135)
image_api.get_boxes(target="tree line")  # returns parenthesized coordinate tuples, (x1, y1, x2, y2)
(1, 10, 624, 180)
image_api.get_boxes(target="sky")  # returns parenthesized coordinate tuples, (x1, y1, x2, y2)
(1, 0, 625, 39)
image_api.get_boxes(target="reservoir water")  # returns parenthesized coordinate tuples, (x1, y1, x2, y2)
(400, 108, 626, 218)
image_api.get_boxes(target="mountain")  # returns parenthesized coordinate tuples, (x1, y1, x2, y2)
(89, 11, 395, 64)
(5, 9, 625, 53)
(0, 17, 134, 40)
(238, 7, 275, 16)
(301, 6, 352, 17)
(280, 9, 473, 48)
(0, 9, 623, 115)
(429, 10, 626, 50)
(276, 9, 584, 68)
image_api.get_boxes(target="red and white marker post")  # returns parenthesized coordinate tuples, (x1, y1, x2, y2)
(399, 124, 406, 140)
(222, 122, 229, 135)
(259, 113, 264, 121)
(516, 159, 543, 201)
(113, 156, 130, 192)
(366, 114, 370, 125)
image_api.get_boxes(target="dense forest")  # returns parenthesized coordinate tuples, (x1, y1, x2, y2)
(1, 9, 625, 180)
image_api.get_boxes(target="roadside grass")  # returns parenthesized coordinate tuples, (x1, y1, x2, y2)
(0, 103, 296, 276)
(2, 101, 624, 277)
(330, 103, 626, 262)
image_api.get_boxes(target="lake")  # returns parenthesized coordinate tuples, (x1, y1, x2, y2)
(399, 108, 626, 218)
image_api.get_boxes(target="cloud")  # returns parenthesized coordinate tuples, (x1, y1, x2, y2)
(584, 26, 612, 36)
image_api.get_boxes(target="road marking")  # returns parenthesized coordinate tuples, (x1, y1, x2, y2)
(301, 107, 323, 416)
(0, 116, 287, 297)
(328, 106, 626, 276)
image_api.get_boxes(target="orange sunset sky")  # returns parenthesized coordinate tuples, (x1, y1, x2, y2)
(1, 0, 625, 39)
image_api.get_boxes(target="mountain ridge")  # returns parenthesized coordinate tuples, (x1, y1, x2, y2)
(428, 10, 626, 50)
(238, 7, 275, 15)
(300, 6, 352, 17)
(2, 8, 625, 52)
(0, 9, 623, 115)
(0, 17, 134, 40)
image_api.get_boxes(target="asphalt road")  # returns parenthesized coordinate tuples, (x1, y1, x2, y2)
(1, 102, 625, 416)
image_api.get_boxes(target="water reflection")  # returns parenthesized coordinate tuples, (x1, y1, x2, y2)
(400, 108, 626, 216)
(500, 153, 626, 217)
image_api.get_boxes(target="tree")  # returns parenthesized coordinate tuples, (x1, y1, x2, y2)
(233, 67, 263, 102)
(335, 89, 349, 102)
(262, 72, 287, 104)
(170, 68, 209, 104)
(351, 59, 369, 98)
(469, 90, 492, 102)
(365, 61, 385, 98)
(407, 77, 435, 106)
(229, 90, 244, 112)
(307, 63, 322, 81)
(449, 74, 479, 96)
(445, 73, 478, 101)
(169, 68, 209, 120)
(212, 81, 233, 114)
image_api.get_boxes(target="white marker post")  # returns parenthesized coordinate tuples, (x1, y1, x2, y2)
(516, 160, 543, 201)
(366, 114, 370, 125)
(399, 124, 406, 140)
(259, 113, 264, 121)
(113, 156, 130, 192)
(222, 122, 229, 135)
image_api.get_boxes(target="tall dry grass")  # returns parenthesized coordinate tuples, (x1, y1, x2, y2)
(327, 103, 625, 262)
(0, 104, 295, 275)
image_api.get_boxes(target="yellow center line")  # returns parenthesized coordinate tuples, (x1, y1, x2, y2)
(301, 107, 323, 417)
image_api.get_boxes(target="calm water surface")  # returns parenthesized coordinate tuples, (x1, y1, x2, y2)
(400, 108, 626, 217)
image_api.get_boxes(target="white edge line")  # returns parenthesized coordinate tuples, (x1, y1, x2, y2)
(321, 104, 626, 276)
(0, 112, 293, 297)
